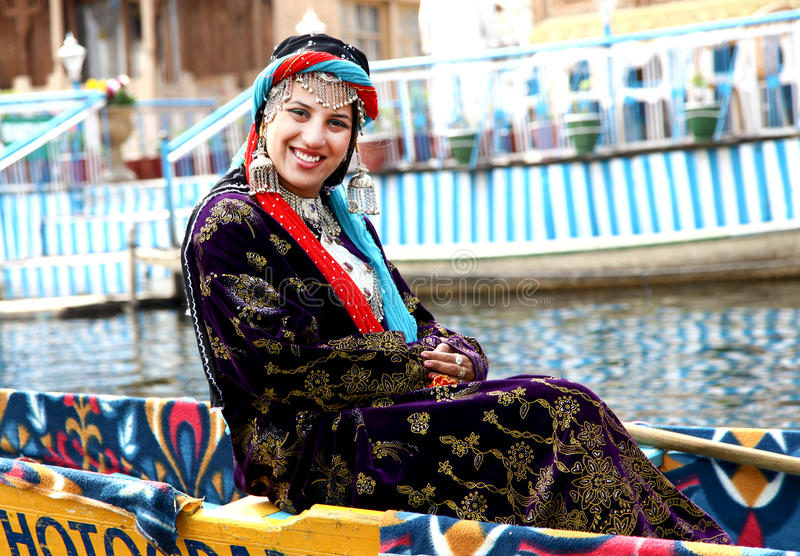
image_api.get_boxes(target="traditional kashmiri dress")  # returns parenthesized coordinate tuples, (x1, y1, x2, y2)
(182, 167, 731, 543)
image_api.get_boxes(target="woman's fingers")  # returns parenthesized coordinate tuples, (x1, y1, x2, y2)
(421, 343, 474, 382)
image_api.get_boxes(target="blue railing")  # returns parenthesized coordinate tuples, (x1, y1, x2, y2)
(0, 94, 219, 191)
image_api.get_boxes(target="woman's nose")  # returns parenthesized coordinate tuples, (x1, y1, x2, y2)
(301, 119, 326, 147)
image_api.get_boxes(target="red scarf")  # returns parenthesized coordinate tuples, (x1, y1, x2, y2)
(244, 125, 383, 335)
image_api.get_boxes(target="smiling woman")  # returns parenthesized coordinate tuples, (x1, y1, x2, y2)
(180, 33, 732, 543)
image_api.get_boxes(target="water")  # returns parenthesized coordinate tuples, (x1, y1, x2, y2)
(2, 279, 800, 429)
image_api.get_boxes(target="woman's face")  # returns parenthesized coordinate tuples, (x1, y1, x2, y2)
(265, 80, 354, 198)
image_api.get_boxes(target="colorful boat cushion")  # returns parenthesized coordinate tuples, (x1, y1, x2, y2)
(0, 389, 241, 505)
(660, 425, 800, 552)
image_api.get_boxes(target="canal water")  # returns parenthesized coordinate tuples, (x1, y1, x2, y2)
(2, 279, 799, 429)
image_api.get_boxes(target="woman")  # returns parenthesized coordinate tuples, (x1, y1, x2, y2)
(182, 34, 730, 543)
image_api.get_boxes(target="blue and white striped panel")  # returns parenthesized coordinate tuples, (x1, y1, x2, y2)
(3, 140, 800, 299)
(0, 258, 127, 299)
(372, 137, 800, 254)
(1, 194, 23, 260)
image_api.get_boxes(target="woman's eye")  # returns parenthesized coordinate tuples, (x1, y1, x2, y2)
(289, 108, 309, 118)
(329, 119, 349, 129)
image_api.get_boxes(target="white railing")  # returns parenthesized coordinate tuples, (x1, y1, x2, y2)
(0, 90, 107, 192)
(361, 9, 800, 170)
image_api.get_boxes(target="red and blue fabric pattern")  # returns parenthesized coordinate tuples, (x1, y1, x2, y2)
(251, 50, 378, 123)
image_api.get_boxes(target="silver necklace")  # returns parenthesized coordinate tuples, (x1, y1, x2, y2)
(278, 185, 342, 241)
(278, 185, 383, 322)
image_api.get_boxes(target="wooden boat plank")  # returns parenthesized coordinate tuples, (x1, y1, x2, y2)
(0, 482, 381, 556)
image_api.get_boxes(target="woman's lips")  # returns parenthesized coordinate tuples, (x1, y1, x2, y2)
(291, 147, 323, 165)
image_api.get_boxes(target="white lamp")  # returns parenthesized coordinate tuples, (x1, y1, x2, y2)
(593, 0, 618, 36)
(58, 32, 86, 88)
(296, 7, 327, 34)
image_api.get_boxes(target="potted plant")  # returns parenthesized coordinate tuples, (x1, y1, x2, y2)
(684, 73, 720, 142)
(564, 79, 602, 155)
(87, 75, 137, 181)
(445, 116, 479, 165)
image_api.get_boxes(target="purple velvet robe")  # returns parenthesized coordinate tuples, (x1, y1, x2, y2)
(182, 168, 731, 543)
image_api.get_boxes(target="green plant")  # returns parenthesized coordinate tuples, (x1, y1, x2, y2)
(109, 87, 136, 106)
(690, 73, 707, 89)
(570, 78, 597, 114)
(686, 72, 715, 104)
(447, 114, 473, 130)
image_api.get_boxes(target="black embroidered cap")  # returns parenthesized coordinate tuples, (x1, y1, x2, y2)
(269, 33, 370, 76)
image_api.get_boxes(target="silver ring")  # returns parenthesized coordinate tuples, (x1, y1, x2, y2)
(458, 367, 467, 381)
(454, 354, 464, 366)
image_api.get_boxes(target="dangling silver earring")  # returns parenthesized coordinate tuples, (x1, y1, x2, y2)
(248, 136, 279, 194)
(347, 144, 379, 215)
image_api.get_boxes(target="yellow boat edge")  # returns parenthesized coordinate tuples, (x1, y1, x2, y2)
(0, 482, 381, 556)
(0, 480, 757, 556)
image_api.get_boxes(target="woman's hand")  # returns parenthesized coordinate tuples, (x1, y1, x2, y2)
(421, 342, 475, 383)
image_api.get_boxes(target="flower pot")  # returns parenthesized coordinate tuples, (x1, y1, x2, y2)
(685, 102, 720, 142)
(126, 157, 163, 180)
(531, 121, 557, 149)
(106, 106, 136, 181)
(564, 112, 602, 155)
(447, 130, 478, 165)
(359, 139, 388, 171)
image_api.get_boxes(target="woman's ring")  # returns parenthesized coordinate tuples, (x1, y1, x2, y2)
(454, 354, 464, 366)
(458, 367, 467, 381)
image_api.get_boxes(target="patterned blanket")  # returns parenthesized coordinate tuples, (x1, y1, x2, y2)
(0, 389, 240, 554)
(0, 389, 239, 504)
(1, 389, 799, 554)
(661, 426, 800, 552)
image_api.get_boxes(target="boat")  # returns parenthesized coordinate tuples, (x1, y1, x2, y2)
(1, 388, 799, 555)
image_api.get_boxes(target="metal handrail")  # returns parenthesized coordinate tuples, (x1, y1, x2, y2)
(165, 88, 252, 163)
(0, 90, 106, 172)
(0, 89, 99, 108)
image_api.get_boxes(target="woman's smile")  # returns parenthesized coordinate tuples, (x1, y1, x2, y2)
(291, 147, 323, 165)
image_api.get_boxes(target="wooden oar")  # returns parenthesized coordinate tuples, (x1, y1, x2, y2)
(625, 422, 800, 477)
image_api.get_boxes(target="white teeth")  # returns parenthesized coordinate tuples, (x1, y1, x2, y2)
(294, 149, 320, 163)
